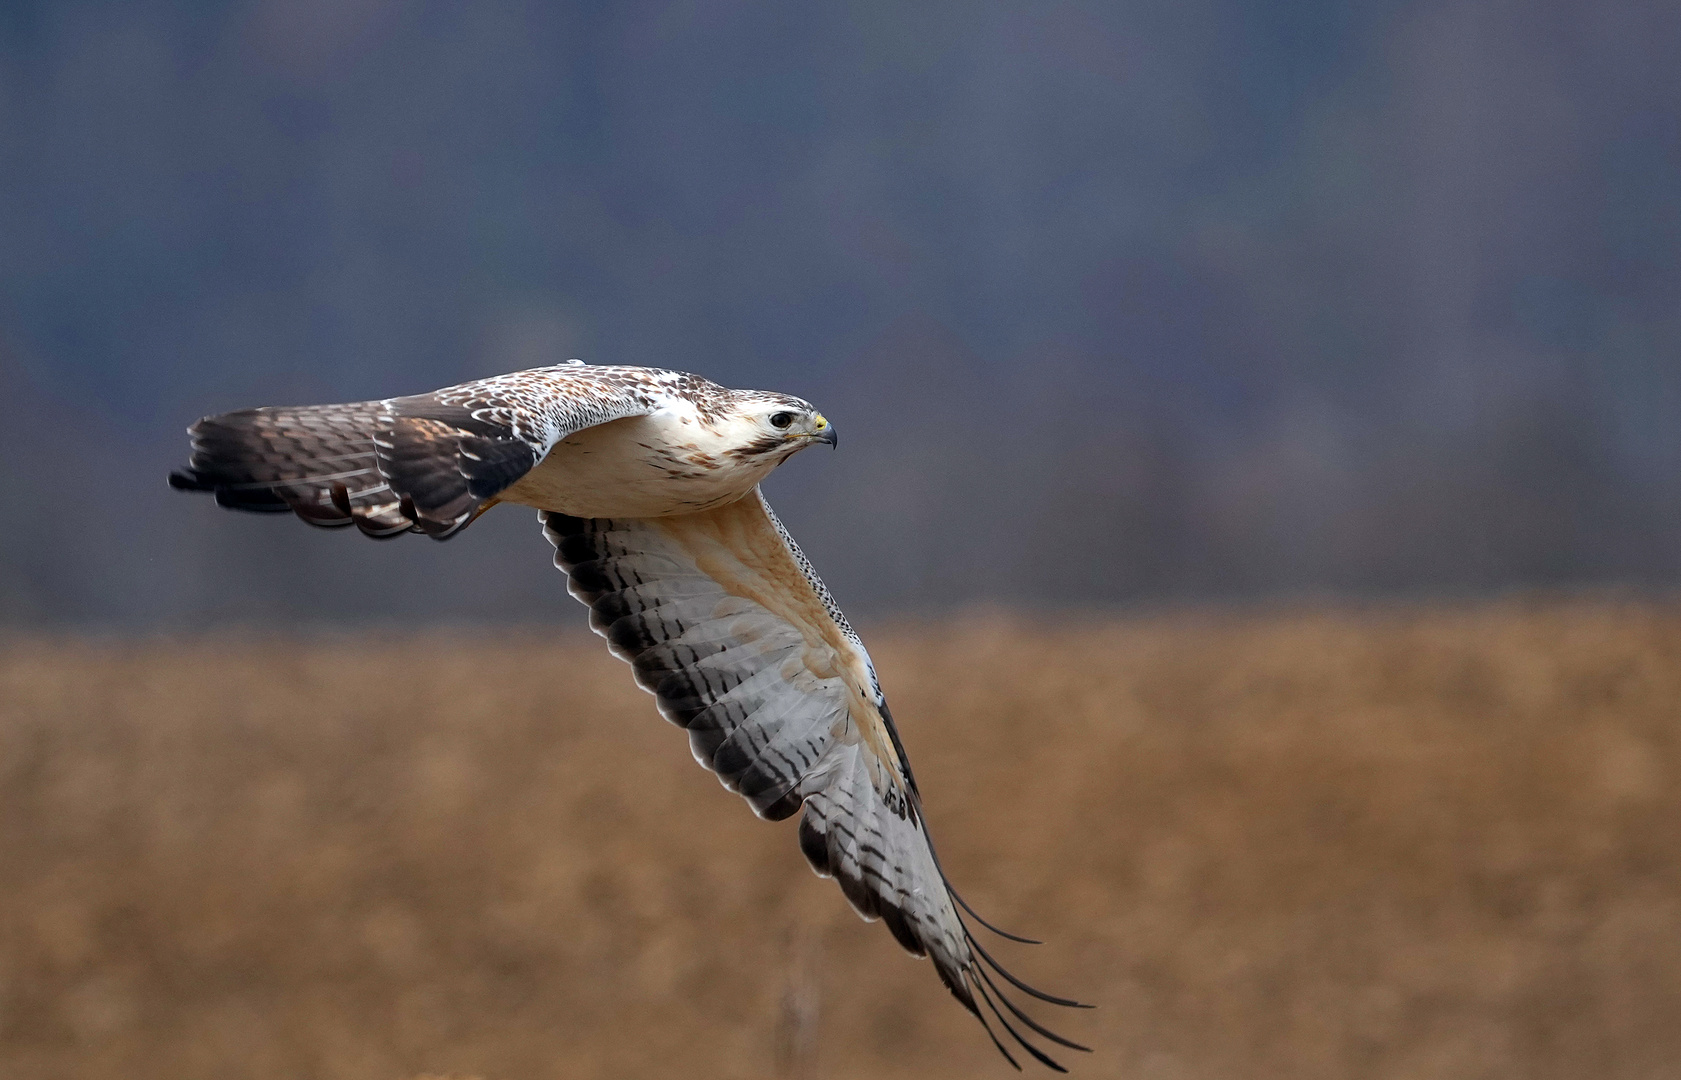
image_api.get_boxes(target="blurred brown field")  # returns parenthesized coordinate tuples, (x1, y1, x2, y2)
(1, 601, 1678, 1080)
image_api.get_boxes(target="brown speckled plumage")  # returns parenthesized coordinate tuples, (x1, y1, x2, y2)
(170, 363, 727, 536)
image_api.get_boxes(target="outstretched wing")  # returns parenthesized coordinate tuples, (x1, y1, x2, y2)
(545, 490, 1090, 1070)
(168, 364, 671, 539)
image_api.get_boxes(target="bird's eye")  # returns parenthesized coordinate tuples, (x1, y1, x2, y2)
(769, 412, 794, 429)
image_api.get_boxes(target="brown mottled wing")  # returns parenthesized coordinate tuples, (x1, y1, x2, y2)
(544, 490, 1089, 1069)
(168, 365, 667, 539)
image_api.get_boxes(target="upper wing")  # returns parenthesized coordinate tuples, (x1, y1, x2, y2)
(168, 364, 670, 539)
(545, 490, 1089, 1069)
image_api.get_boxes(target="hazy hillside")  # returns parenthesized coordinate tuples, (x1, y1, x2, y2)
(3, 0, 1681, 623)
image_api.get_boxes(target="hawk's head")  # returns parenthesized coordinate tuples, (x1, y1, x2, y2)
(720, 393, 838, 462)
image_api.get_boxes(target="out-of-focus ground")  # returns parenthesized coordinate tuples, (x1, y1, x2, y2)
(1, 601, 1677, 1080)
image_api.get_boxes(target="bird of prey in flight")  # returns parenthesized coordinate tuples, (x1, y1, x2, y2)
(170, 360, 1089, 1069)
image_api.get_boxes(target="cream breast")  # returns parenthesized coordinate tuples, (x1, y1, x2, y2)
(499, 409, 776, 518)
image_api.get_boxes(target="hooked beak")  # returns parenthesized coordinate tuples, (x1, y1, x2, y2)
(813, 414, 837, 448)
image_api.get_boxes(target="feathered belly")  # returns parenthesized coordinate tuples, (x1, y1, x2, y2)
(500, 415, 764, 518)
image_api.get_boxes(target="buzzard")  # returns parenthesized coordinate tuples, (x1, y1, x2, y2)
(170, 361, 1088, 1069)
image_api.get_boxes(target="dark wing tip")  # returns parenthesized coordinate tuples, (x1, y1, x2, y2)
(962, 925, 1092, 1010)
(973, 974, 1070, 1073)
(975, 964, 1093, 1053)
(168, 468, 210, 491)
(938, 894, 1093, 1070)
(958, 946, 1092, 1071)
(948, 884, 1043, 945)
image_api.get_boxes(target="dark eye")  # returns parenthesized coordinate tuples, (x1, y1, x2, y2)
(769, 412, 794, 429)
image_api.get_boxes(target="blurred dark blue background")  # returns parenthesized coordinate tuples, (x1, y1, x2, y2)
(1, 0, 1678, 624)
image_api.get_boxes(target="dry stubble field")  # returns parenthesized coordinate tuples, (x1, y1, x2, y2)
(0, 601, 1678, 1080)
